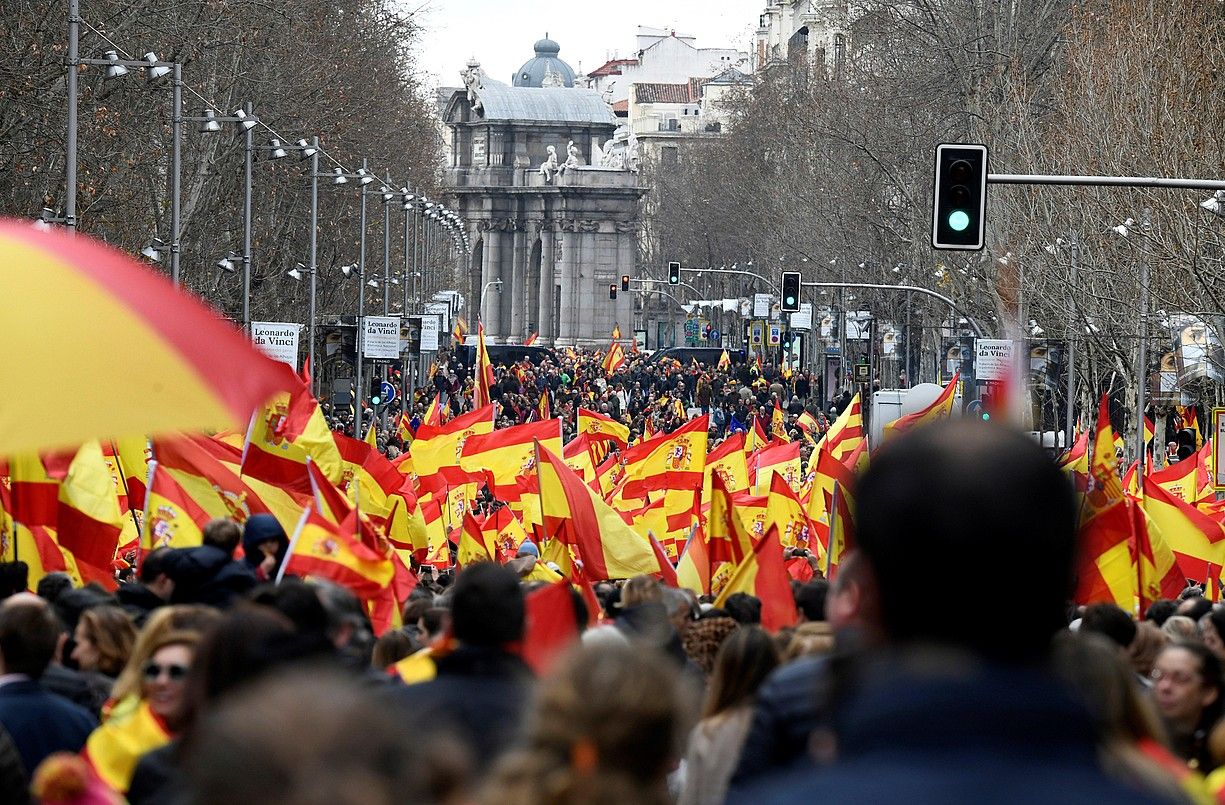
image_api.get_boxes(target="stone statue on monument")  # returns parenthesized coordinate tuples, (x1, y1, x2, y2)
(462, 58, 484, 113)
(539, 145, 560, 183)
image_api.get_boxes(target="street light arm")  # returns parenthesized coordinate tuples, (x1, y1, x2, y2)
(680, 266, 773, 286)
(802, 280, 986, 337)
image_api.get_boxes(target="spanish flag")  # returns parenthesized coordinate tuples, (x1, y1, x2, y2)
(751, 439, 802, 495)
(281, 505, 395, 598)
(1073, 499, 1135, 609)
(614, 415, 709, 502)
(409, 404, 496, 496)
(704, 431, 750, 499)
(242, 367, 344, 494)
(365, 422, 379, 449)
(676, 527, 711, 596)
(717, 349, 731, 371)
(423, 392, 444, 427)
(1089, 393, 1123, 504)
(459, 419, 562, 499)
(771, 403, 789, 442)
(452, 316, 468, 344)
(474, 323, 495, 408)
(821, 393, 864, 462)
(537, 391, 551, 421)
(707, 472, 754, 566)
(524, 332, 539, 346)
(1143, 476, 1225, 596)
(714, 524, 798, 632)
(456, 510, 495, 567)
(612, 324, 622, 341)
(602, 341, 626, 375)
(881, 371, 958, 442)
(55, 441, 125, 576)
(140, 461, 210, 551)
(395, 411, 414, 443)
(83, 697, 170, 793)
(537, 443, 664, 581)
(577, 407, 629, 448)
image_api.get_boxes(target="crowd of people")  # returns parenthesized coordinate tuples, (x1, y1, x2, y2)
(1, 416, 1223, 803)
(328, 347, 851, 455)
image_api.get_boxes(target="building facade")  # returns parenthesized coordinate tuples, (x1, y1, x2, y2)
(754, 0, 855, 74)
(442, 43, 643, 346)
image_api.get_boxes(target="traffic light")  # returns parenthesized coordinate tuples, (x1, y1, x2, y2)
(931, 143, 988, 250)
(369, 377, 383, 406)
(781, 271, 801, 313)
(668, 261, 681, 285)
(609, 284, 617, 300)
(621, 274, 630, 292)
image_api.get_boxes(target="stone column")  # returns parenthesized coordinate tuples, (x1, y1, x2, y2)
(509, 222, 527, 341)
(537, 222, 555, 345)
(482, 223, 503, 339)
(557, 220, 578, 345)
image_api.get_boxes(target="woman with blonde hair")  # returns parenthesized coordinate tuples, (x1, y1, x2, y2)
(81, 605, 218, 794)
(678, 626, 780, 805)
(71, 605, 136, 680)
(486, 642, 695, 805)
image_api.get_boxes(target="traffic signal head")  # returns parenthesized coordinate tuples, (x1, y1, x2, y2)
(369, 378, 382, 406)
(667, 261, 681, 285)
(609, 284, 617, 300)
(781, 271, 801, 313)
(621, 274, 630, 292)
(932, 143, 988, 250)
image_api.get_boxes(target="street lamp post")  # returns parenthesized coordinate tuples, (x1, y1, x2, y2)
(64, 9, 181, 279)
(307, 136, 320, 396)
(331, 160, 375, 437)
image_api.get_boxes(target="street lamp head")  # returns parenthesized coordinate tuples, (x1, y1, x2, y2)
(1200, 190, 1225, 216)
(198, 109, 222, 133)
(141, 237, 165, 262)
(266, 138, 288, 160)
(340, 263, 356, 278)
(216, 252, 239, 272)
(102, 51, 129, 81)
(356, 168, 374, 185)
(287, 263, 306, 281)
(143, 52, 171, 84)
(367, 279, 379, 288)
(381, 187, 395, 203)
(332, 167, 349, 185)
(295, 138, 318, 159)
(234, 108, 258, 131)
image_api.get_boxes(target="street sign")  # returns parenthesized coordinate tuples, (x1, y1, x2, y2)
(380, 381, 396, 405)
(854, 362, 870, 382)
(753, 293, 772, 317)
(709, 328, 720, 343)
(790, 302, 813, 331)
(420, 315, 441, 352)
(767, 324, 781, 346)
(750, 321, 764, 346)
(364, 316, 401, 359)
(251, 322, 301, 367)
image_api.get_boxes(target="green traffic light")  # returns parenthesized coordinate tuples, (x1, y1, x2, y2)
(948, 210, 971, 231)
(371, 396, 381, 405)
(785, 296, 795, 306)
(981, 411, 990, 421)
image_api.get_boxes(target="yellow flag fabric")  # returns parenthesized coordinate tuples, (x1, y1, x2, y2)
(83, 697, 170, 793)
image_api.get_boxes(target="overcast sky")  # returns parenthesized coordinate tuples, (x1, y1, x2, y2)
(412, 0, 758, 89)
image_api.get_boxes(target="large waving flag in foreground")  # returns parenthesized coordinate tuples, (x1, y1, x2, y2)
(474, 323, 495, 408)
(0, 221, 290, 456)
(536, 443, 664, 580)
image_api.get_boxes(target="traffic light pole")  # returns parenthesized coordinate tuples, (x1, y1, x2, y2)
(988, 173, 1225, 191)
(801, 280, 986, 338)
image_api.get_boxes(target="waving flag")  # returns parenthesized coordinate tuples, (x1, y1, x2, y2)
(1089, 393, 1124, 504)
(536, 443, 663, 581)
(474, 323, 495, 408)
(602, 342, 626, 375)
(460, 419, 562, 499)
(714, 524, 798, 631)
(704, 431, 750, 499)
(281, 505, 395, 598)
(578, 407, 630, 448)
(822, 393, 863, 461)
(409, 404, 496, 495)
(452, 317, 468, 344)
(536, 392, 551, 421)
(524, 332, 539, 346)
(882, 372, 959, 441)
(717, 349, 731, 371)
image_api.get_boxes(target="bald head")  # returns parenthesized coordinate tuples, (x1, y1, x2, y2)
(855, 421, 1077, 663)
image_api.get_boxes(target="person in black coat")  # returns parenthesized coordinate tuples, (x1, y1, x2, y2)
(116, 546, 174, 625)
(389, 563, 532, 774)
(161, 520, 257, 609)
(0, 595, 96, 780)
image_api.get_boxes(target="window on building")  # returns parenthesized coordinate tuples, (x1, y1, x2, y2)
(834, 34, 846, 79)
(661, 145, 678, 165)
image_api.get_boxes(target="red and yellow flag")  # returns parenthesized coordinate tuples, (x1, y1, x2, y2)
(676, 527, 711, 596)
(282, 506, 395, 598)
(1143, 476, 1225, 595)
(242, 370, 343, 494)
(714, 524, 798, 632)
(751, 439, 802, 495)
(602, 342, 626, 375)
(577, 407, 629, 448)
(704, 431, 750, 499)
(771, 404, 789, 442)
(141, 462, 211, 551)
(524, 332, 539, 346)
(474, 323, 495, 408)
(1090, 393, 1123, 504)
(717, 349, 731, 371)
(452, 316, 468, 344)
(1073, 499, 1135, 609)
(821, 393, 863, 461)
(881, 372, 958, 441)
(536, 391, 551, 421)
(460, 419, 562, 499)
(537, 443, 663, 581)
(56, 441, 125, 576)
(409, 404, 496, 495)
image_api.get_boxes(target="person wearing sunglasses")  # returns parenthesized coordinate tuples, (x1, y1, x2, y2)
(82, 630, 200, 794)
